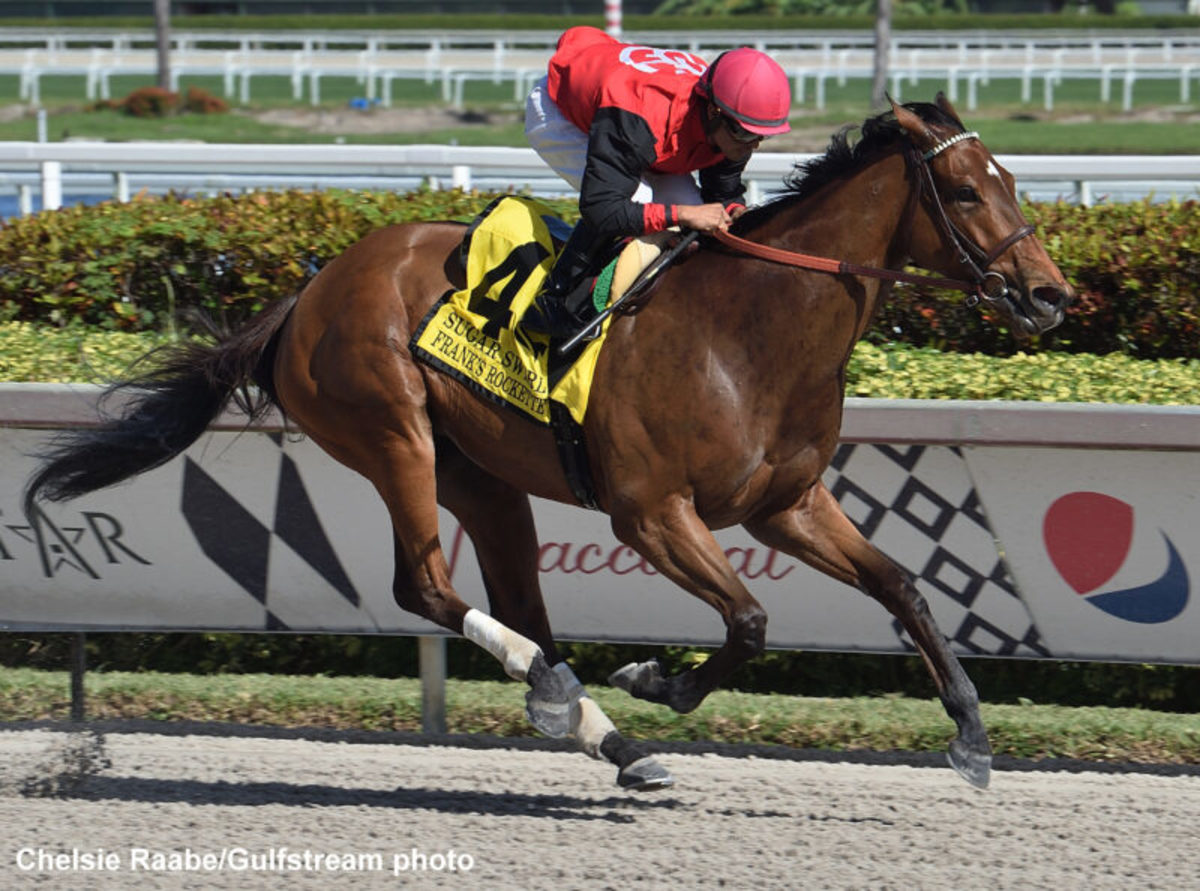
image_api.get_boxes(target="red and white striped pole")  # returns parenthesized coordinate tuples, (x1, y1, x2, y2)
(605, 0, 622, 37)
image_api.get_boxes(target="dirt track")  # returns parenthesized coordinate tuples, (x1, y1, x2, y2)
(1, 723, 1198, 889)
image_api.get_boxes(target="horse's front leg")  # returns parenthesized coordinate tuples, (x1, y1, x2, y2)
(608, 495, 768, 714)
(744, 481, 992, 789)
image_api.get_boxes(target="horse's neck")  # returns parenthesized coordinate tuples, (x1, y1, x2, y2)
(721, 150, 912, 353)
(754, 151, 912, 271)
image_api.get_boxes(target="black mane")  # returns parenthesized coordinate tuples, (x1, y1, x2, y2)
(731, 101, 965, 234)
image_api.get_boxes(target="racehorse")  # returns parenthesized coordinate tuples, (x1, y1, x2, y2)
(25, 95, 1072, 792)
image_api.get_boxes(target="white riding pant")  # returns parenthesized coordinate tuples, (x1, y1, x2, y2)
(524, 76, 703, 207)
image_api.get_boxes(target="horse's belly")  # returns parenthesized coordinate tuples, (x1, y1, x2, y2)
(691, 447, 832, 530)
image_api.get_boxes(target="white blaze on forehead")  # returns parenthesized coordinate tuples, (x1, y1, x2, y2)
(986, 159, 1003, 180)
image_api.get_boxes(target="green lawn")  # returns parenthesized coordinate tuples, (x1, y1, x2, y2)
(3, 667, 1198, 764)
(2, 71, 1199, 153)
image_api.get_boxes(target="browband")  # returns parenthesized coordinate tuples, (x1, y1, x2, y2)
(922, 130, 979, 161)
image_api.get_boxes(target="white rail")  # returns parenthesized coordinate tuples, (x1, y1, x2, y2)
(0, 142, 1197, 212)
(5, 28, 1200, 110)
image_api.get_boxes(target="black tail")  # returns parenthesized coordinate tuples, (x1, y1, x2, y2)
(23, 296, 298, 517)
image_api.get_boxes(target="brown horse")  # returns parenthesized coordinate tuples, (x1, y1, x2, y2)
(26, 95, 1072, 792)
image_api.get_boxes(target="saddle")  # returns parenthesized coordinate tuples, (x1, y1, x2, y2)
(409, 196, 683, 508)
(412, 196, 678, 423)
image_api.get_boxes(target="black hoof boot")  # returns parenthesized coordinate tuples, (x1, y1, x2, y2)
(609, 660, 668, 700)
(618, 756, 675, 791)
(524, 654, 583, 739)
(600, 731, 674, 792)
(609, 660, 706, 714)
(948, 737, 992, 789)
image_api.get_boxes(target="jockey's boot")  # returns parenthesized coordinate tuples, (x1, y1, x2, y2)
(523, 222, 608, 340)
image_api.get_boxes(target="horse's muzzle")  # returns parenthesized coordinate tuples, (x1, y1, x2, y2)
(1025, 282, 1072, 333)
(977, 278, 1071, 336)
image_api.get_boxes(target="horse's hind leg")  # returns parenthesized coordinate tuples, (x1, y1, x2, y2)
(434, 438, 559, 659)
(433, 441, 674, 791)
(744, 481, 992, 789)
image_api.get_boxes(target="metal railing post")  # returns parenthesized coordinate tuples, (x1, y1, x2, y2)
(418, 635, 446, 734)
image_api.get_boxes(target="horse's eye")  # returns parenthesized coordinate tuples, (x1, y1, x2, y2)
(954, 185, 980, 203)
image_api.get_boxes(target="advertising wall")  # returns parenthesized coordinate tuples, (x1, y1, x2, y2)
(2, 386, 1197, 664)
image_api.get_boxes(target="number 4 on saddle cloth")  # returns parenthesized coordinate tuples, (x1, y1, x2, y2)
(410, 195, 675, 429)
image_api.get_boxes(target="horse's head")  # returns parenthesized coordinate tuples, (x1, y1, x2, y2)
(892, 94, 1073, 336)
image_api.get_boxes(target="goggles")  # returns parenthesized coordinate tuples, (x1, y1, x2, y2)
(723, 115, 764, 144)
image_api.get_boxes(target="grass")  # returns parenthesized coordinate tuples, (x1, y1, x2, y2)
(0, 104, 529, 147)
(2, 71, 1200, 153)
(3, 666, 1198, 764)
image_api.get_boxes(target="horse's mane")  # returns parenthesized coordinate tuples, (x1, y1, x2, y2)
(731, 101, 965, 234)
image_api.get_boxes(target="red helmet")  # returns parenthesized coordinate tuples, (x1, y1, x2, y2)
(698, 48, 791, 137)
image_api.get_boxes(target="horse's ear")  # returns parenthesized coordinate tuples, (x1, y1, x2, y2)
(934, 91, 965, 127)
(891, 99, 934, 148)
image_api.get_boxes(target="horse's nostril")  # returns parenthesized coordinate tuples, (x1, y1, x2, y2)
(1032, 285, 1069, 310)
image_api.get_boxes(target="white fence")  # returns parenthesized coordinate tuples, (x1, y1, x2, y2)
(6, 28, 1200, 110)
(1, 141, 1198, 212)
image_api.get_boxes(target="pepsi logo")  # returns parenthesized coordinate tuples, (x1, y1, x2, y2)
(1043, 492, 1189, 624)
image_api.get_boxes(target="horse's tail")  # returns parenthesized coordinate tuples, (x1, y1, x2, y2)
(23, 295, 298, 516)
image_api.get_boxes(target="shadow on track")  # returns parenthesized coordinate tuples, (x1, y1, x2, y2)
(68, 774, 678, 820)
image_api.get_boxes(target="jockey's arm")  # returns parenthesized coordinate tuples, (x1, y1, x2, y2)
(699, 157, 749, 209)
(578, 108, 668, 239)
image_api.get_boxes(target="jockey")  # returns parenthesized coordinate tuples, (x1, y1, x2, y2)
(523, 26, 792, 338)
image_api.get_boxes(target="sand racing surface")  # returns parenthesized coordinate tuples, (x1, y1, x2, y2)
(1, 722, 1198, 889)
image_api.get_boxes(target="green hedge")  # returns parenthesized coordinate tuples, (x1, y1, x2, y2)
(1, 190, 1198, 361)
(0, 189, 576, 331)
(7, 322, 1199, 404)
(873, 200, 1200, 358)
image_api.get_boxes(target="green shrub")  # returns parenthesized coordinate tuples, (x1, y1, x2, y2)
(873, 199, 1200, 359)
(0, 188, 573, 331)
(1, 190, 1198, 361)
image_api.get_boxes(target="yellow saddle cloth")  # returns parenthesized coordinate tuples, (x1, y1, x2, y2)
(410, 196, 669, 427)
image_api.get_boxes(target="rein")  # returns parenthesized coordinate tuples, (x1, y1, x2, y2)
(710, 228, 977, 294)
(713, 128, 1036, 306)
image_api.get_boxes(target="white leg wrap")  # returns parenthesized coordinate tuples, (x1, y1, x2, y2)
(572, 693, 619, 761)
(462, 608, 541, 681)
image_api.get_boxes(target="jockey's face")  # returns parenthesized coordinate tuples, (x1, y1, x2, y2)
(704, 103, 764, 162)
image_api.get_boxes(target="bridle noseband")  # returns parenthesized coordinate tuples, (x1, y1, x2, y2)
(711, 127, 1036, 310)
(914, 131, 1036, 307)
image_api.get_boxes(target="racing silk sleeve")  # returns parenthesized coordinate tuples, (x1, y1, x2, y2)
(579, 106, 672, 239)
(699, 157, 748, 209)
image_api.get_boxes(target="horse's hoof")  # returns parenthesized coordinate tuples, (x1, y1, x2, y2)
(947, 738, 992, 790)
(617, 756, 674, 792)
(609, 660, 664, 697)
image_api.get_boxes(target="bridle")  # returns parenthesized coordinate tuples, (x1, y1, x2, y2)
(712, 129, 1036, 308)
(912, 131, 1035, 306)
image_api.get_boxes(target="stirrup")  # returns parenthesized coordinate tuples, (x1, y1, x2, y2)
(522, 282, 598, 341)
(521, 294, 578, 339)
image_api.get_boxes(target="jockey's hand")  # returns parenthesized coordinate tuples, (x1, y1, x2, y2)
(676, 202, 733, 233)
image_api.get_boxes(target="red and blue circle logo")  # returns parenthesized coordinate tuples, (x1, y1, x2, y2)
(1043, 492, 1189, 624)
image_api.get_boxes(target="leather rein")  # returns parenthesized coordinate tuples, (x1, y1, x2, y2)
(712, 130, 1036, 308)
